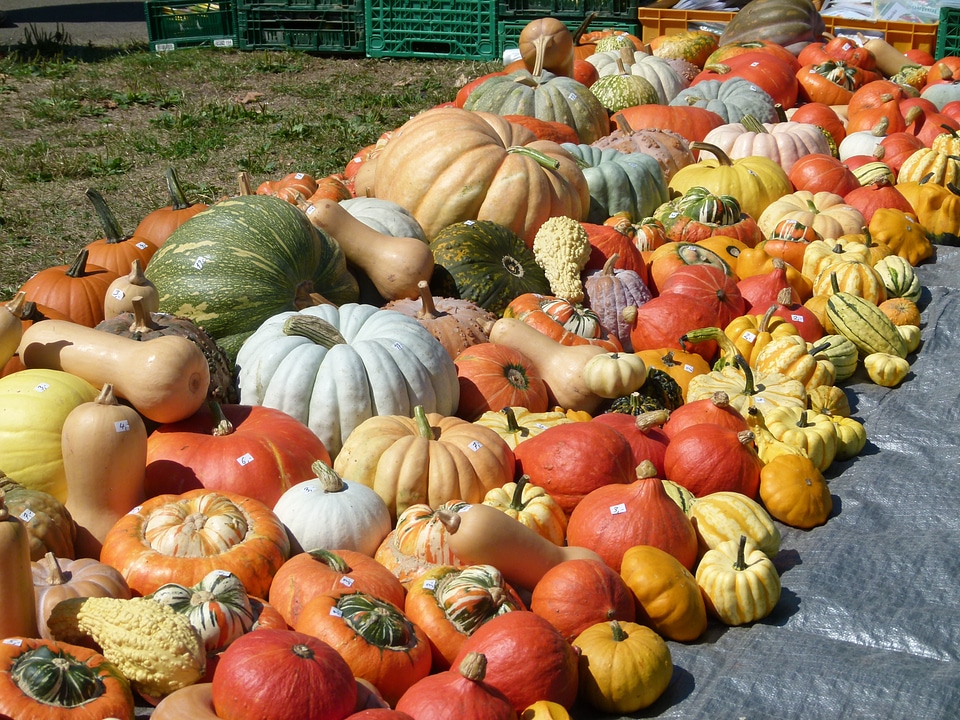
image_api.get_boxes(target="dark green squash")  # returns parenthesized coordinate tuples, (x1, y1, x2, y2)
(429, 220, 551, 316)
(144, 195, 358, 343)
(605, 368, 685, 414)
(719, 0, 826, 55)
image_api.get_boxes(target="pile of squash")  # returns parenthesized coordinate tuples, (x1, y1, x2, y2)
(0, 0, 955, 716)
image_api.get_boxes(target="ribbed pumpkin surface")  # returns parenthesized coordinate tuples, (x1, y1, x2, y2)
(145, 195, 358, 343)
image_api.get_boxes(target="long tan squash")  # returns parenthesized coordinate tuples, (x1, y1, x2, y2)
(0, 291, 26, 368)
(18, 319, 210, 423)
(437, 502, 601, 592)
(62, 383, 147, 558)
(488, 317, 606, 413)
(298, 196, 434, 301)
(0, 490, 40, 639)
(858, 35, 921, 77)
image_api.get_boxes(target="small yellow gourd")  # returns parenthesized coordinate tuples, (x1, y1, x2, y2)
(62, 383, 147, 559)
(864, 352, 910, 387)
(0, 291, 26, 368)
(581, 351, 646, 399)
(0, 489, 40, 639)
(696, 535, 781, 626)
(897, 324, 921, 354)
(46, 595, 206, 699)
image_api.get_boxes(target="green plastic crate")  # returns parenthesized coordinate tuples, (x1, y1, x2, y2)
(498, 17, 639, 57)
(365, 0, 497, 60)
(145, 0, 238, 51)
(938, 7, 960, 58)
(236, 0, 361, 10)
(237, 6, 364, 52)
(496, 0, 639, 19)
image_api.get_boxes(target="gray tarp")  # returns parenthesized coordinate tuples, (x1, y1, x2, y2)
(585, 246, 960, 719)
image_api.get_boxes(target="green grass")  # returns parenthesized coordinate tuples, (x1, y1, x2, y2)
(0, 45, 493, 296)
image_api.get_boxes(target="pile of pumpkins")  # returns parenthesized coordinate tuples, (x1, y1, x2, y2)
(0, 0, 953, 716)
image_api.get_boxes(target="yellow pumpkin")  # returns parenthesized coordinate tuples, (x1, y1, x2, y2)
(474, 406, 572, 450)
(581, 351, 647, 399)
(481, 475, 567, 545)
(801, 236, 872, 281)
(696, 535, 781, 625)
(757, 189, 865, 240)
(685, 357, 807, 417)
(892, 182, 956, 260)
(754, 334, 836, 391)
(812, 259, 887, 305)
(763, 406, 838, 472)
(864, 352, 910, 387)
(806, 384, 851, 418)
(724, 306, 800, 367)
(521, 700, 573, 720)
(688, 491, 780, 559)
(830, 415, 867, 460)
(759, 453, 833, 528)
(573, 620, 673, 713)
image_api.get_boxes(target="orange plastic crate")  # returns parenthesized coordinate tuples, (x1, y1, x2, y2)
(636, 8, 938, 55)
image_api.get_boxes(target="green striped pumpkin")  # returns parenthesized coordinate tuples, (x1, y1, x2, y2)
(431, 564, 523, 635)
(336, 592, 421, 649)
(812, 334, 859, 383)
(872, 255, 921, 303)
(429, 220, 551, 316)
(149, 569, 255, 654)
(826, 283, 907, 359)
(589, 73, 660, 114)
(463, 69, 610, 145)
(145, 195, 358, 346)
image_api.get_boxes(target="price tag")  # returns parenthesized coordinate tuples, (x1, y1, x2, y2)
(111, 288, 125, 300)
(683, 364, 696, 373)
(747, 169, 758, 177)
(2, 639, 22, 647)
(755, 396, 766, 403)
(135, 242, 149, 250)
(741, 330, 757, 343)
(423, 579, 437, 590)
(339, 576, 355, 587)
(214, 569, 233, 577)
(129, 505, 143, 515)
(329, 607, 343, 618)
(669, 211, 679, 219)
(302, 485, 317, 493)
(464, 220, 475, 226)
(609, 503, 627, 515)
(18, 509, 36, 523)
(114, 420, 131, 433)
(791, 313, 805, 323)
(393, 342, 404, 351)
(750, 61, 760, 67)
(567, 92, 578, 101)
(468, 440, 483, 452)
(193, 256, 207, 271)
(294, 173, 305, 179)
(34, 383, 50, 393)
(352, 157, 362, 164)
(236, 453, 255, 466)
(533, 423, 548, 429)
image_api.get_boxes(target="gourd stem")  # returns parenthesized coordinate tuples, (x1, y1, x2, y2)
(613, 113, 633, 134)
(690, 141, 734, 167)
(531, 35, 549, 78)
(209, 401, 235, 437)
(571, 11, 598, 43)
(636, 459, 657, 479)
(809, 340, 832, 356)
(609, 619, 628, 642)
(65, 248, 91, 279)
(237, 172, 254, 196)
(164, 167, 192, 211)
(510, 475, 531, 510)
(94, 383, 119, 407)
(711, 391, 731, 407)
(126, 258, 148, 285)
(311, 460, 345, 493)
(734, 354, 757, 396)
(737, 429, 756, 446)
(797, 410, 809, 428)
(437, 508, 462, 534)
(741, 114, 767, 134)
(733, 534, 748, 571)
(416, 280, 441, 320)
(775, 288, 794, 309)
(635, 409, 668, 432)
(308, 548, 350, 573)
(680, 326, 739, 367)
(4, 291, 26, 318)
(129, 295, 161, 334)
(458, 652, 488, 683)
(85, 188, 127, 243)
(282, 314, 347, 347)
(600, 253, 619, 277)
(500, 406, 528, 437)
(413, 405, 436, 440)
(43, 552, 68, 585)
(505, 145, 561, 170)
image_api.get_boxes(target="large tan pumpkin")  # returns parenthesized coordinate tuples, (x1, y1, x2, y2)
(366, 107, 590, 245)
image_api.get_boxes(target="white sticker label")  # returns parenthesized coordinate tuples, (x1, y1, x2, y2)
(294, 173, 305, 179)
(129, 505, 142, 515)
(568, 92, 578, 101)
(135, 242, 149, 250)
(392, 342, 404, 351)
(2, 639, 22, 647)
(741, 330, 757, 343)
(468, 440, 483, 452)
(18, 509, 36, 523)
(464, 219, 476, 226)
(609, 503, 627, 515)
(352, 157, 363, 164)
(329, 607, 343, 618)
(302, 485, 317, 493)
(111, 288, 125, 300)
(533, 423, 548, 429)
(214, 569, 232, 577)
(193, 256, 206, 270)
(34, 383, 49, 392)
(669, 211, 679, 218)
(750, 61, 760, 67)
(339, 576, 355, 587)
(236, 453, 254, 466)
(114, 420, 131, 433)
(791, 313, 805, 323)
(755, 396, 765, 403)
(683, 364, 696, 373)
(213, 38, 234, 47)
(423, 579, 437, 590)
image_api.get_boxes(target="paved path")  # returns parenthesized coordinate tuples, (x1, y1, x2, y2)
(0, 0, 149, 48)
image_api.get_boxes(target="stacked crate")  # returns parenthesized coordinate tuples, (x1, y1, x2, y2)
(364, 0, 498, 61)
(497, 0, 643, 61)
(145, 0, 239, 51)
(236, 0, 365, 53)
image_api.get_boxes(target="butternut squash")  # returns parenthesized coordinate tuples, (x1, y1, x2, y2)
(62, 383, 147, 559)
(488, 317, 606, 413)
(103, 259, 160, 319)
(858, 35, 920, 77)
(298, 196, 434, 301)
(18, 318, 210, 423)
(436, 502, 602, 592)
(0, 489, 40, 639)
(0, 291, 26, 368)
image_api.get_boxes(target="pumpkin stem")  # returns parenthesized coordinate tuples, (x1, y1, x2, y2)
(741, 114, 767, 134)
(600, 253, 619, 277)
(635, 459, 658, 479)
(307, 548, 350, 573)
(85, 188, 128, 244)
(505, 145, 561, 170)
(734, 354, 758, 396)
(416, 280, 442, 321)
(436, 508, 462, 534)
(311, 460, 345, 493)
(609, 619, 628, 642)
(737, 429, 756, 447)
(292, 643, 315, 659)
(282, 314, 347, 347)
(237, 172, 254, 196)
(509, 475, 531, 511)
(94, 383, 119, 407)
(613, 113, 633, 134)
(808, 340, 832, 356)
(774, 103, 788, 123)
(571, 11, 598, 44)
(775, 287, 795, 308)
(635, 409, 668, 432)
(208, 401, 235, 437)
(458, 652, 488, 682)
(733, 534, 749, 571)
(711, 391, 731, 407)
(42, 551, 69, 585)
(128, 295, 161, 335)
(690, 142, 733, 166)
(65, 248, 92, 279)
(500, 406, 529, 438)
(164, 167, 193, 211)
(413, 405, 436, 440)
(292, 280, 322, 310)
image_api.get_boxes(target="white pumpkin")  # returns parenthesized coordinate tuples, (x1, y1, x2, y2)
(757, 190, 866, 240)
(701, 118, 832, 175)
(340, 197, 428, 240)
(273, 460, 392, 556)
(236, 302, 460, 458)
(587, 48, 689, 104)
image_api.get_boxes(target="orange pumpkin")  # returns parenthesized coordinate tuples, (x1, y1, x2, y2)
(758, 454, 833, 529)
(17, 248, 119, 328)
